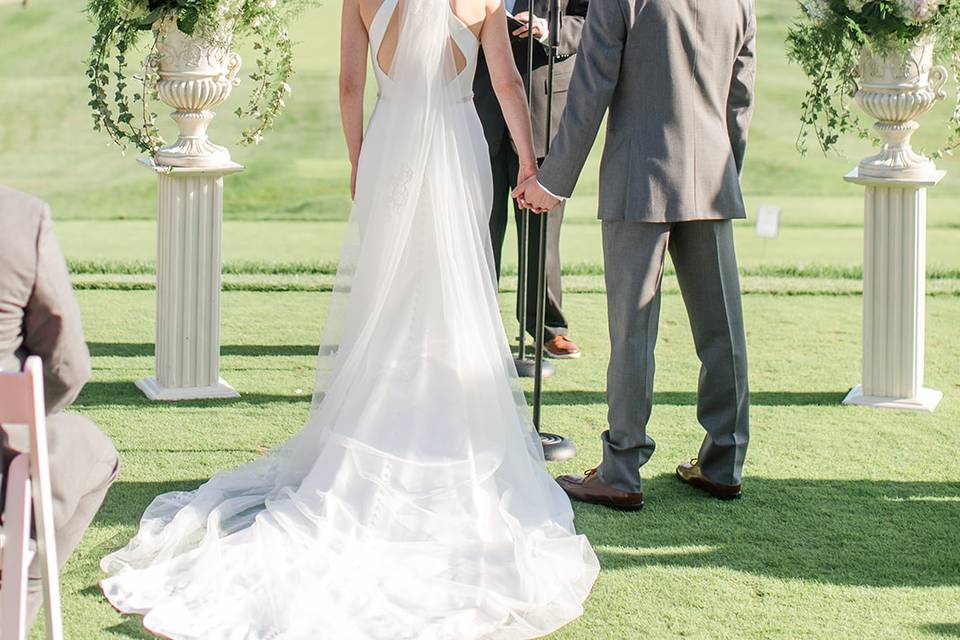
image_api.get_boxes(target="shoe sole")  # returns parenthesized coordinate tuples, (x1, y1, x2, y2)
(565, 492, 644, 512)
(545, 350, 582, 360)
(676, 471, 742, 500)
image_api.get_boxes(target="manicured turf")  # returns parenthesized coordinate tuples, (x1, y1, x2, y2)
(3, 0, 960, 638)
(39, 289, 959, 640)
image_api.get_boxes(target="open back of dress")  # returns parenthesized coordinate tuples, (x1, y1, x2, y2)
(100, 1, 599, 638)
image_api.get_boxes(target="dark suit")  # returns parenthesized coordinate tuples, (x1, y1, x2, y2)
(0, 186, 119, 632)
(472, 0, 587, 342)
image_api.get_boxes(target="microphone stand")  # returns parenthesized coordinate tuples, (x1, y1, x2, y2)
(532, 0, 575, 462)
(515, 11, 556, 382)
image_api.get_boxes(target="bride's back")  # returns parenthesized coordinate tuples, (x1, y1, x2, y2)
(358, 0, 487, 79)
(358, 0, 487, 35)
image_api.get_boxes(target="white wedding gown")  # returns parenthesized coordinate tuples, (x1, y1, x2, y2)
(101, 1, 599, 637)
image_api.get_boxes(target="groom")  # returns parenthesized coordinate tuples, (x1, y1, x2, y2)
(517, 0, 756, 509)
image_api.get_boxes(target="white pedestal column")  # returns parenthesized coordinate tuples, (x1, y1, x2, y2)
(136, 159, 244, 401)
(842, 168, 943, 412)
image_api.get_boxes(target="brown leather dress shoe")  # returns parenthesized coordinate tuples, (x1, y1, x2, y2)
(556, 468, 645, 511)
(676, 459, 742, 500)
(544, 336, 581, 359)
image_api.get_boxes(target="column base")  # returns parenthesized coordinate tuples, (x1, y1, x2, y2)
(135, 376, 240, 402)
(842, 384, 942, 412)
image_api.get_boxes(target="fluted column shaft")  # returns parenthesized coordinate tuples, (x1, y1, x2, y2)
(136, 159, 244, 401)
(843, 169, 943, 411)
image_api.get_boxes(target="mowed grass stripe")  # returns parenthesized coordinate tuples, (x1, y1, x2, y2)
(66, 258, 960, 281)
(68, 273, 960, 297)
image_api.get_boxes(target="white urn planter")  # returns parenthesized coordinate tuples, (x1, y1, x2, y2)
(843, 39, 947, 412)
(136, 16, 244, 402)
(152, 17, 242, 168)
(855, 39, 948, 181)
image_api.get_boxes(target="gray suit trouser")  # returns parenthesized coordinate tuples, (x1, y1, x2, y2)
(1, 413, 119, 634)
(598, 219, 749, 493)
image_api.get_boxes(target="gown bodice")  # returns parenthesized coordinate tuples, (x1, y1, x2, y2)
(369, 0, 480, 103)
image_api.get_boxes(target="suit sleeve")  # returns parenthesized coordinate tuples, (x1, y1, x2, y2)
(727, 1, 757, 175)
(557, 0, 588, 58)
(537, 0, 627, 198)
(22, 207, 91, 414)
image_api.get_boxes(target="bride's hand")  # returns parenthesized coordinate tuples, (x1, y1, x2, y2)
(518, 161, 537, 187)
(516, 162, 541, 212)
(350, 161, 359, 201)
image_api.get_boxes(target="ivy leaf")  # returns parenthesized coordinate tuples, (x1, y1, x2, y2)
(177, 9, 200, 35)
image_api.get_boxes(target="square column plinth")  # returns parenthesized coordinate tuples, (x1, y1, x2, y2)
(135, 159, 244, 401)
(842, 168, 944, 412)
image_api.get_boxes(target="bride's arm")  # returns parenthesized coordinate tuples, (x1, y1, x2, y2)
(340, 0, 368, 200)
(480, 0, 538, 191)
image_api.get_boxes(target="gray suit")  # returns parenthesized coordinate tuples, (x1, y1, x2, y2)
(0, 186, 119, 632)
(539, 0, 756, 490)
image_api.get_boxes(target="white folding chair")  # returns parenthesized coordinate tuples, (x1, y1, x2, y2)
(0, 356, 63, 640)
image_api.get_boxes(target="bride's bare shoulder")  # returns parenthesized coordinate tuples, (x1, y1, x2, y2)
(355, 0, 382, 27)
(352, 0, 493, 33)
(451, 0, 491, 35)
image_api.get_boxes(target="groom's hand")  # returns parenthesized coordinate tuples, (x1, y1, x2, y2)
(513, 177, 561, 214)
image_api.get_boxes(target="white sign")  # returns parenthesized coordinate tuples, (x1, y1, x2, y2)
(755, 204, 781, 239)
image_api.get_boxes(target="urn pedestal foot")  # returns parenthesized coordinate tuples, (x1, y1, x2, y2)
(138, 158, 244, 402)
(842, 384, 942, 412)
(843, 168, 944, 412)
(135, 376, 239, 402)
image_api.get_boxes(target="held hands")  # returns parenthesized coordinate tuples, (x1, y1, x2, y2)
(513, 173, 562, 214)
(512, 11, 548, 40)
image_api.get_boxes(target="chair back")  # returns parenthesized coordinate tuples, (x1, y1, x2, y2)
(0, 356, 64, 640)
(0, 358, 42, 427)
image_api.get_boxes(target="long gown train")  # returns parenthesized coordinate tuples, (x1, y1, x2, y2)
(101, 1, 599, 637)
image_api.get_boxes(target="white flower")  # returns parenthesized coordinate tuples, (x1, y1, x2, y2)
(897, 0, 944, 23)
(803, 0, 831, 22)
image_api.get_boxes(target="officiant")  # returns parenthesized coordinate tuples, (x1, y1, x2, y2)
(473, 0, 588, 360)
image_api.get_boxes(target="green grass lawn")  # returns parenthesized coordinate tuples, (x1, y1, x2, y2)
(3, 0, 960, 638)
(51, 288, 960, 640)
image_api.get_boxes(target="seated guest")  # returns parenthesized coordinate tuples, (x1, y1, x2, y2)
(0, 186, 119, 631)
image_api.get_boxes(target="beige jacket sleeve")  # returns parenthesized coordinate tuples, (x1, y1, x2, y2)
(22, 206, 91, 414)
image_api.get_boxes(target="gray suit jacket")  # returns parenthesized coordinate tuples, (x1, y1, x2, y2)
(0, 186, 90, 416)
(538, 0, 757, 222)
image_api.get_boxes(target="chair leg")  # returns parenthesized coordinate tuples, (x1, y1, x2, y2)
(30, 464, 64, 640)
(2, 454, 33, 640)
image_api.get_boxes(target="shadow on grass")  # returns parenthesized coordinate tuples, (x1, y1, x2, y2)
(104, 619, 154, 639)
(92, 476, 960, 590)
(74, 381, 310, 408)
(76, 381, 844, 409)
(87, 342, 319, 358)
(576, 474, 960, 588)
(540, 390, 846, 407)
(920, 624, 960, 637)
(95, 480, 206, 529)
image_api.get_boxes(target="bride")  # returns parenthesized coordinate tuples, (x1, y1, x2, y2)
(100, 0, 599, 637)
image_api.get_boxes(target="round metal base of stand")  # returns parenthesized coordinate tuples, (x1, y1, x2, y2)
(515, 357, 555, 379)
(540, 433, 576, 461)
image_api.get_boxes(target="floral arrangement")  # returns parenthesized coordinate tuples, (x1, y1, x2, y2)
(787, 0, 960, 156)
(86, 0, 313, 155)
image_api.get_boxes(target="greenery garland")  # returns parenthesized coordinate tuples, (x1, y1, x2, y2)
(787, 0, 960, 158)
(86, 0, 312, 156)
